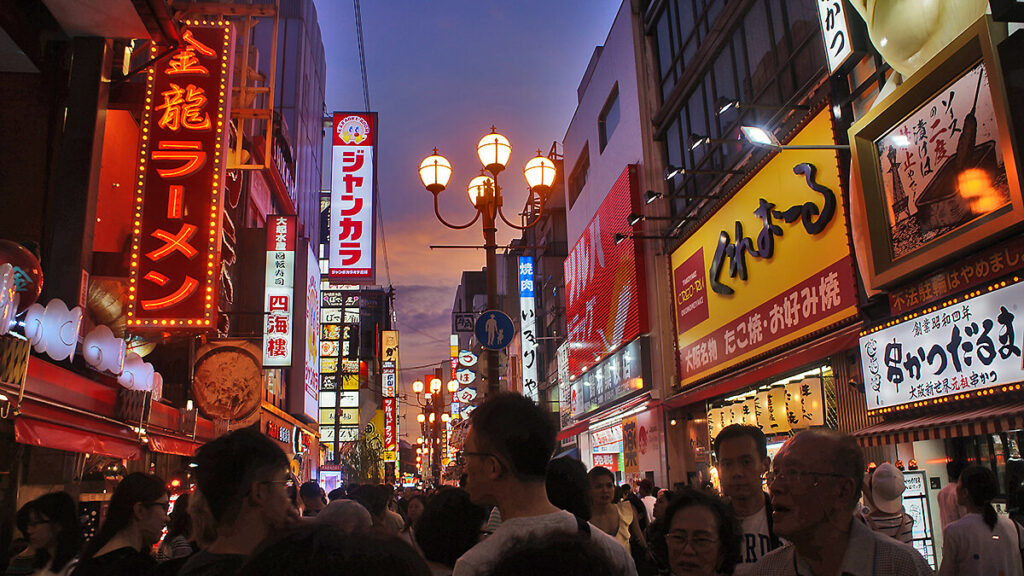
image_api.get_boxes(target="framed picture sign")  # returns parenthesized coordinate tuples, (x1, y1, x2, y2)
(849, 16, 1024, 291)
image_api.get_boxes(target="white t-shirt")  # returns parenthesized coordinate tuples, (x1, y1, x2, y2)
(641, 495, 656, 525)
(939, 513, 1023, 576)
(452, 509, 638, 576)
(733, 506, 773, 576)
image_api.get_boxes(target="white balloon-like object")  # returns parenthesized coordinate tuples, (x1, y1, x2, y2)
(151, 372, 164, 401)
(39, 299, 83, 361)
(118, 352, 155, 392)
(83, 325, 127, 375)
(23, 302, 46, 349)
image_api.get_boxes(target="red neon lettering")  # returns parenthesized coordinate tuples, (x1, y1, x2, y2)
(147, 223, 198, 261)
(167, 185, 184, 219)
(155, 84, 211, 132)
(152, 141, 207, 178)
(141, 276, 199, 310)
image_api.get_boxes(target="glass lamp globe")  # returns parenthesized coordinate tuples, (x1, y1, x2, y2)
(441, 413, 450, 423)
(524, 153, 556, 192)
(412, 380, 424, 394)
(419, 152, 452, 193)
(430, 378, 443, 394)
(477, 129, 511, 175)
(467, 175, 494, 206)
(429, 412, 436, 423)
(417, 413, 426, 423)
(447, 380, 458, 393)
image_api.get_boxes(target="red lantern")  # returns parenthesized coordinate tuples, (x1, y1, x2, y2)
(0, 241, 42, 312)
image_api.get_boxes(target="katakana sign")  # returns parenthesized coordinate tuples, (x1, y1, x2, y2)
(329, 112, 376, 282)
(127, 22, 234, 328)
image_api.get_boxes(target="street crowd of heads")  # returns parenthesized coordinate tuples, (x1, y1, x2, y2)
(2, 392, 1016, 575)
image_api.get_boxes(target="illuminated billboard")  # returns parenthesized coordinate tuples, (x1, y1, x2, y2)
(263, 216, 295, 367)
(563, 165, 646, 376)
(518, 256, 538, 401)
(127, 22, 234, 328)
(329, 112, 376, 282)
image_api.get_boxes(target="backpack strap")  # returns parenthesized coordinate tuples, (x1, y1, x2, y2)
(575, 514, 591, 536)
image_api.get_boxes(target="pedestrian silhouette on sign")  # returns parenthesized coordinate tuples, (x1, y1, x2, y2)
(497, 329, 504, 345)
(485, 314, 497, 346)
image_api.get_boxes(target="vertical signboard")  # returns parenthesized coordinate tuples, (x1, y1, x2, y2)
(383, 396, 397, 453)
(288, 239, 315, 420)
(329, 112, 376, 282)
(816, 0, 856, 74)
(564, 165, 646, 376)
(518, 256, 538, 401)
(263, 216, 295, 366)
(381, 330, 398, 461)
(127, 22, 234, 328)
(557, 341, 571, 430)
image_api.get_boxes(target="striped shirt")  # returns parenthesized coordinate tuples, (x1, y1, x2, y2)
(860, 507, 915, 544)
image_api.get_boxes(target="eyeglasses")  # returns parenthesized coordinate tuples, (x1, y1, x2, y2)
(766, 468, 845, 488)
(665, 531, 719, 552)
(457, 451, 495, 465)
(144, 501, 171, 513)
(262, 476, 296, 489)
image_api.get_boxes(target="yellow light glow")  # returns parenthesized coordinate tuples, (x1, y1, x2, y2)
(417, 413, 425, 423)
(467, 175, 493, 206)
(477, 129, 511, 173)
(523, 153, 556, 191)
(419, 153, 452, 193)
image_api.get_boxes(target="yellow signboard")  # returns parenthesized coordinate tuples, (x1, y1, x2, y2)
(670, 110, 858, 386)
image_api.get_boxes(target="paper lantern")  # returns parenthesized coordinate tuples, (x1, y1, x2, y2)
(767, 386, 791, 433)
(785, 381, 806, 429)
(0, 240, 43, 312)
(83, 325, 127, 374)
(755, 390, 771, 430)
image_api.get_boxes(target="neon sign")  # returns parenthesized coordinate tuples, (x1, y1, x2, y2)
(127, 22, 233, 328)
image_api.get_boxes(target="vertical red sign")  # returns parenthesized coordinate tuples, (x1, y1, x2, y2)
(127, 22, 234, 329)
(383, 396, 396, 451)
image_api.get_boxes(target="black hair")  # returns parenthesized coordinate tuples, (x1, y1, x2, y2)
(947, 459, 966, 482)
(713, 424, 768, 460)
(960, 464, 1000, 530)
(349, 484, 388, 518)
(327, 487, 347, 502)
(29, 491, 82, 572)
(400, 494, 428, 532)
(470, 392, 556, 480)
(299, 481, 324, 502)
(165, 492, 192, 542)
(192, 427, 289, 526)
(638, 478, 654, 496)
(489, 531, 618, 576)
(15, 500, 32, 536)
(414, 488, 487, 567)
(663, 488, 742, 576)
(239, 523, 430, 576)
(546, 457, 591, 521)
(587, 466, 615, 483)
(80, 473, 167, 560)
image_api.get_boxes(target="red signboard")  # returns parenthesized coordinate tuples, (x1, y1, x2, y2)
(563, 165, 646, 376)
(127, 22, 233, 328)
(383, 397, 396, 451)
(592, 453, 619, 471)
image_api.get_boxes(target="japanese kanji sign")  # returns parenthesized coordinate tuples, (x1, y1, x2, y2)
(860, 279, 1024, 411)
(815, 0, 856, 74)
(564, 165, 646, 377)
(263, 216, 295, 366)
(518, 256, 538, 401)
(329, 112, 376, 282)
(127, 22, 233, 328)
(670, 110, 857, 386)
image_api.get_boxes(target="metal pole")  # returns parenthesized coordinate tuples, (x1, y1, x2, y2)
(482, 182, 500, 398)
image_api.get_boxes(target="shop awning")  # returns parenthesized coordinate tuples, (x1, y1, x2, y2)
(15, 416, 144, 460)
(147, 433, 203, 458)
(556, 421, 589, 441)
(852, 401, 1024, 447)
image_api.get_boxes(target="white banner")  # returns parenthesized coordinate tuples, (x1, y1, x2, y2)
(329, 113, 375, 281)
(861, 281, 1024, 410)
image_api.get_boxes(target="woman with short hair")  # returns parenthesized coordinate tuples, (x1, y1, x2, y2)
(663, 488, 741, 576)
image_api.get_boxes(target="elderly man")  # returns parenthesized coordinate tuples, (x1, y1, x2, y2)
(754, 429, 933, 576)
(453, 392, 636, 576)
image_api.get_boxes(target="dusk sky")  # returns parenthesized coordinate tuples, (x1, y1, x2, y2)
(312, 2, 622, 399)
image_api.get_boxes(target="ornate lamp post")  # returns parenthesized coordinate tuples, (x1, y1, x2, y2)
(419, 129, 556, 396)
(411, 377, 449, 486)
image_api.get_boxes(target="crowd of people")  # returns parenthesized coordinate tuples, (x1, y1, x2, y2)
(2, 392, 1023, 575)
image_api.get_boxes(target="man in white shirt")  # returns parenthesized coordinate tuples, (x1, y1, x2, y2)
(638, 479, 656, 525)
(453, 393, 637, 576)
(714, 424, 781, 574)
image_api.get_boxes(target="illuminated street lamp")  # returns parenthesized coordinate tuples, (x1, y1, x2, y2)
(430, 377, 442, 395)
(412, 380, 424, 394)
(419, 129, 556, 396)
(447, 380, 458, 393)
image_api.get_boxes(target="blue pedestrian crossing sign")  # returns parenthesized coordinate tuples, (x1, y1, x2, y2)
(475, 310, 515, 350)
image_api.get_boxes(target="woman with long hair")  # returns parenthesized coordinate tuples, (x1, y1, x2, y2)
(23, 492, 81, 576)
(939, 464, 1023, 576)
(73, 473, 168, 576)
(156, 493, 195, 562)
(398, 494, 427, 549)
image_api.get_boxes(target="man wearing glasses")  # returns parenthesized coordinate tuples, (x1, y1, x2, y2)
(452, 392, 637, 576)
(753, 429, 932, 575)
(180, 427, 297, 576)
